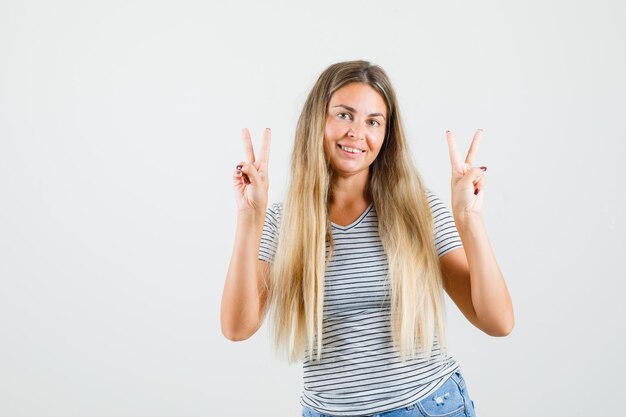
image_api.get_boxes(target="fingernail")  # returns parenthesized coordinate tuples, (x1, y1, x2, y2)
(266, 127, 271, 131)
(474, 188, 480, 195)
(478, 128, 483, 132)
(236, 164, 242, 170)
(237, 171, 242, 176)
(480, 166, 487, 171)
(446, 130, 450, 133)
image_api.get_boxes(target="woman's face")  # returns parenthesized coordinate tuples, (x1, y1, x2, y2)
(324, 82, 387, 177)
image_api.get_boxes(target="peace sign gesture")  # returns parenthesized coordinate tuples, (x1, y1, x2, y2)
(446, 129, 488, 216)
(233, 128, 271, 215)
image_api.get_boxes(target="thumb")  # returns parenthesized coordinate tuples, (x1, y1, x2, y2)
(239, 161, 262, 185)
(462, 166, 487, 188)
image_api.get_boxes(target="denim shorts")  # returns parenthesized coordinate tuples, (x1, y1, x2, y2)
(302, 370, 477, 417)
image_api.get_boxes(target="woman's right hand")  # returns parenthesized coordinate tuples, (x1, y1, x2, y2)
(233, 128, 271, 214)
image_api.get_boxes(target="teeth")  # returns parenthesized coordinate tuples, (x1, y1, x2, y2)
(339, 145, 363, 154)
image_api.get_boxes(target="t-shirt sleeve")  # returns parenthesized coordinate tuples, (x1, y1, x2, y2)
(426, 190, 463, 257)
(257, 202, 282, 263)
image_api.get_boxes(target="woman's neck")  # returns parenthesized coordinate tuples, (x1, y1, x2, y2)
(328, 170, 371, 209)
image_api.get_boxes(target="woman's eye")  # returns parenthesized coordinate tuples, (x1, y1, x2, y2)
(338, 112, 351, 120)
(369, 120, 381, 127)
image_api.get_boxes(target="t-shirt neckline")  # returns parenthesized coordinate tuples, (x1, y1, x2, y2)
(330, 203, 374, 230)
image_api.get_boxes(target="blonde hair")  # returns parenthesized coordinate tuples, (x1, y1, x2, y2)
(265, 60, 447, 364)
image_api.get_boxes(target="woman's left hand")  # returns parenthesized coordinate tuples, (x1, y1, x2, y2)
(446, 129, 487, 217)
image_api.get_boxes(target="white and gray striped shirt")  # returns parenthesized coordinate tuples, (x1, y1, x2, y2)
(258, 191, 464, 416)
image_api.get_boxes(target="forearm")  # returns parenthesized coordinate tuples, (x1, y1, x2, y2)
(454, 212, 514, 336)
(220, 210, 266, 340)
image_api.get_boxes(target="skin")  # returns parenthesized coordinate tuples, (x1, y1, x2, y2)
(221, 127, 271, 341)
(229, 83, 514, 339)
(323, 82, 387, 224)
(440, 130, 514, 336)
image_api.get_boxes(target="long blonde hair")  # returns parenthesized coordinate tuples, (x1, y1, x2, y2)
(265, 60, 447, 364)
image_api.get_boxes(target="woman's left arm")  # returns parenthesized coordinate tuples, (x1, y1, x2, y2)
(440, 129, 514, 337)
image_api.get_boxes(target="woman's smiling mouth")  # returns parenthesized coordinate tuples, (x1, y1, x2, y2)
(337, 144, 365, 154)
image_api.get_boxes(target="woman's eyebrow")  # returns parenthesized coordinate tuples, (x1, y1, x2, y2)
(331, 104, 386, 120)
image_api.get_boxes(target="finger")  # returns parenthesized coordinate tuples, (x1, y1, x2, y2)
(233, 162, 249, 185)
(234, 161, 245, 178)
(258, 128, 271, 168)
(242, 128, 256, 164)
(239, 161, 262, 185)
(474, 176, 486, 195)
(446, 130, 463, 171)
(465, 129, 483, 166)
(466, 166, 486, 186)
(233, 171, 248, 186)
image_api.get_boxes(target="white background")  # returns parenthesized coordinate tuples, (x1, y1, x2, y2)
(1, 0, 624, 416)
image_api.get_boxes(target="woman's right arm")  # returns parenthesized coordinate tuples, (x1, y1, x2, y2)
(220, 128, 271, 341)
(221, 210, 269, 341)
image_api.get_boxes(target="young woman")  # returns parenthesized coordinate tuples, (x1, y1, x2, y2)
(221, 60, 514, 417)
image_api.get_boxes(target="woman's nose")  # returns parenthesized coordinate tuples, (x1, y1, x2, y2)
(348, 125, 365, 140)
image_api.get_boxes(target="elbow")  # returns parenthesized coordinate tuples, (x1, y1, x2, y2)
(222, 331, 252, 342)
(221, 326, 253, 342)
(220, 303, 260, 342)
(478, 312, 514, 337)
(487, 324, 514, 337)
(220, 319, 257, 342)
(485, 317, 515, 337)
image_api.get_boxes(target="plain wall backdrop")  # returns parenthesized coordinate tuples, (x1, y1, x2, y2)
(1, 0, 625, 416)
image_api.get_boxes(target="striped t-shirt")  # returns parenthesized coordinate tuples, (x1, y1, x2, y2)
(258, 191, 464, 416)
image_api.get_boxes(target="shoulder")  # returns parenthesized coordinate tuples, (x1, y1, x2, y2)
(423, 188, 457, 228)
(263, 202, 284, 230)
(424, 188, 446, 211)
(266, 202, 283, 217)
